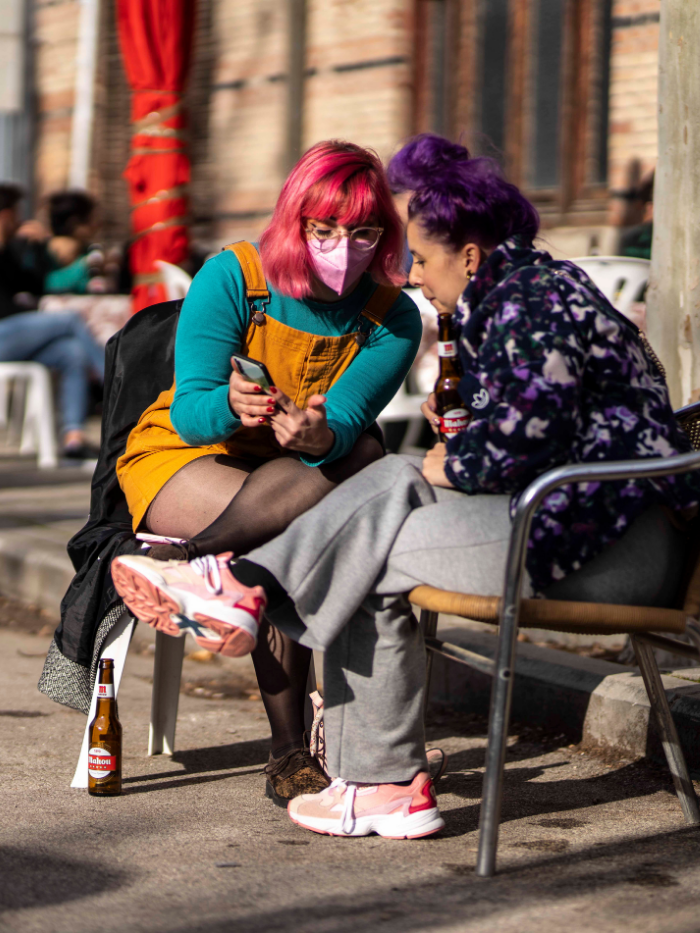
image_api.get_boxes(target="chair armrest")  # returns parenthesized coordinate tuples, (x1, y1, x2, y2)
(675, 401, 700, 422)
(503, 451, 700, 636)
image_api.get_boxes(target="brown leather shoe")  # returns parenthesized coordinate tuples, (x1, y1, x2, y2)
(264, 746, 330, 807)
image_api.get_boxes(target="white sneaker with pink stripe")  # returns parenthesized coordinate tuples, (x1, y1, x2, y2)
(111, 551, 265, 657)
(287, 771, 444, 839)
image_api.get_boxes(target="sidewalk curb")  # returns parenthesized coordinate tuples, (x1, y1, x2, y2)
(429, 624, 700, 771)
(0, 535, 74, 619)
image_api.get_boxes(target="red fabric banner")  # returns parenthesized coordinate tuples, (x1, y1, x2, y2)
(116, 0, 196, 312)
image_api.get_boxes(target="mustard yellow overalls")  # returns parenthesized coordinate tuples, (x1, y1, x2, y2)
(116, 242, 400, 531)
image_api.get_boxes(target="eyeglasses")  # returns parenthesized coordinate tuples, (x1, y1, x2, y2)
(305, 222, 384, 253)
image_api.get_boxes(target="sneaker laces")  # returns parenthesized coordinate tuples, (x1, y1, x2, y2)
(191, 554, 223, 595)
(329, 778, 358, 834)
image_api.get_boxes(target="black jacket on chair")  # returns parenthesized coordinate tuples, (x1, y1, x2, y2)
(38, 295, 386, 712)
(39, 299, 183, 712)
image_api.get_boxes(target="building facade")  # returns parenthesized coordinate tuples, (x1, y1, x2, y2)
(23, 0, 660, 258)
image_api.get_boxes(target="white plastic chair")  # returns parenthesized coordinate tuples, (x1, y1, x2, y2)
(0, 362, 58, 468)
(71, 615, 316, 787)
(377, 287, 436, 451)
(377, 380, 429, 451)
(155, 261, 193, 301)
(71, 619, 185, 786)
(571, 256, 650, 320)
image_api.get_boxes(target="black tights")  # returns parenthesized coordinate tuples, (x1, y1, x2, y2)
(145, 434, 383, 757)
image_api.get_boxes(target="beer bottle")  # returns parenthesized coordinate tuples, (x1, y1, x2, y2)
(87, 658, 122, 796)
(435, 313, 469, 441)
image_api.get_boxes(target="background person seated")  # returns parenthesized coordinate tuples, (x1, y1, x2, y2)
(0, 183, 104, 459)
(44, 190, 113, 295)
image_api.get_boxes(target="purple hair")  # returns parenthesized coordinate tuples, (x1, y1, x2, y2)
(408, 158, 540, 249)
(387, 134, 471, 194)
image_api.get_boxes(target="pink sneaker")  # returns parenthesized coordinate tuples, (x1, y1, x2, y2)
(111, 552, 265, 657)
(287, 772, 444, 839)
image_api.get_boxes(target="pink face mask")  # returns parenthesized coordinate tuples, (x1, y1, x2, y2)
(308, 238, 378, 295)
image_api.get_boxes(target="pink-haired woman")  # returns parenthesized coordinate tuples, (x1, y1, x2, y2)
(114, 140, 422, 804)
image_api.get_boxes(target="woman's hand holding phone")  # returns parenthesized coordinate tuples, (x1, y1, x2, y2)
(269, 389, 334, 457)
(228, 359, 278, 425)
(228, 358, 333, 456)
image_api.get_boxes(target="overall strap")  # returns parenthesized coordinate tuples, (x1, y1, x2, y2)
(361, 285, 402, 327)
(355, 284, 402, 346)
(223, 241, 270, 324)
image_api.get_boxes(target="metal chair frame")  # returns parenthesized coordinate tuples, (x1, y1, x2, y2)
(416, 410, 700, 877)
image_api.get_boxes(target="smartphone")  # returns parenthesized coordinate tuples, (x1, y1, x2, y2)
(230, 351, 275, 392)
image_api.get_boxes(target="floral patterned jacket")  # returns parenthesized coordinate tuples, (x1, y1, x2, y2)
(444, 235, 699, 593)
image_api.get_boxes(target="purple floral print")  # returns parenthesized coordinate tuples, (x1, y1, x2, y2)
(444, 236, 699, 592)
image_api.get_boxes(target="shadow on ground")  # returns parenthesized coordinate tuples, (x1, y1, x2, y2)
(121, 738, 270, 795)
(153, 825, 700, 933)
(0, 845, 129, 912)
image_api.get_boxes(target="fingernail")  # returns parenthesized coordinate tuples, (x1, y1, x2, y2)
(258, 417, 265, 424)
(269, 387, 278, 395)
(253, 385, 262, 392)
(267, 398, 274, 404)
(266, 406, 274, 413)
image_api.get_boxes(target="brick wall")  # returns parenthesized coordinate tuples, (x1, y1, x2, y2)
(607, 0, 659, 219)
(32, 0, 80, 206)
(30, 0, 661, 257)
(209, 0, 414, 246)
(304, 0, 412, 158)
(92, 0, 130, 245)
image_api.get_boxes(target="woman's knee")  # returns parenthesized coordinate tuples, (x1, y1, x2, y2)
(351, 432, 384, 469)
(321, 432, 384, 483)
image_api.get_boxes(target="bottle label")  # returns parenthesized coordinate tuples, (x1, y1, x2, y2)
(97, 682, 114, 699)
(437, 340, 458, 358)
(439, 408, 469, 438)
(88, 747, 117, 779)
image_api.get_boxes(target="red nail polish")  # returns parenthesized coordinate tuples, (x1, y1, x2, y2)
(258, 417, 265, 423)
(253, 385, 262, 392)
(269, 387, 278, 395)
(267, 406, 274, 413)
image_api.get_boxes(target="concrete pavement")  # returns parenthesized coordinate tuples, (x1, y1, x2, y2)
(2, 622, 700, 933)
(3, 453, 700, 929)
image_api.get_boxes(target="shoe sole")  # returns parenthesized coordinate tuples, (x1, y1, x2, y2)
(111, 557, 258, 658)
(265, 781, 291, 809)
(287, 806, 445, 839)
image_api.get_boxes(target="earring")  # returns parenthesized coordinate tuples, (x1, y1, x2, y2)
(465, 270, 473, 282)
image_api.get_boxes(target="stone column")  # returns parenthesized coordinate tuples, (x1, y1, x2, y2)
(646, 1, 700, 408)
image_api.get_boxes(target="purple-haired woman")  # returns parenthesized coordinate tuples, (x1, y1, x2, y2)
(387, 133, 471, 225)
(112, 157, 700, 839)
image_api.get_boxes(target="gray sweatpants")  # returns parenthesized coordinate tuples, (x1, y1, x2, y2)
(245, 453, 685, 783)
(246, 455, 512, 782)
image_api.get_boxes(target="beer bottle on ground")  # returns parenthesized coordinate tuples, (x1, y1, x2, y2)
(88, 658, 122, 796)
(435, 313, 469, 442)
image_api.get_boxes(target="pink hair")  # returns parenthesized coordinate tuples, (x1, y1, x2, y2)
(259, 140, 406, 299)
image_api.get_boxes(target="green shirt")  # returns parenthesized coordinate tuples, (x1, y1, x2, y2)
(171, 250, 422, 465)
(45, 256, 91, 294)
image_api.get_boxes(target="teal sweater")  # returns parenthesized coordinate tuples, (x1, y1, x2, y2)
(171, 250, 422, 465)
